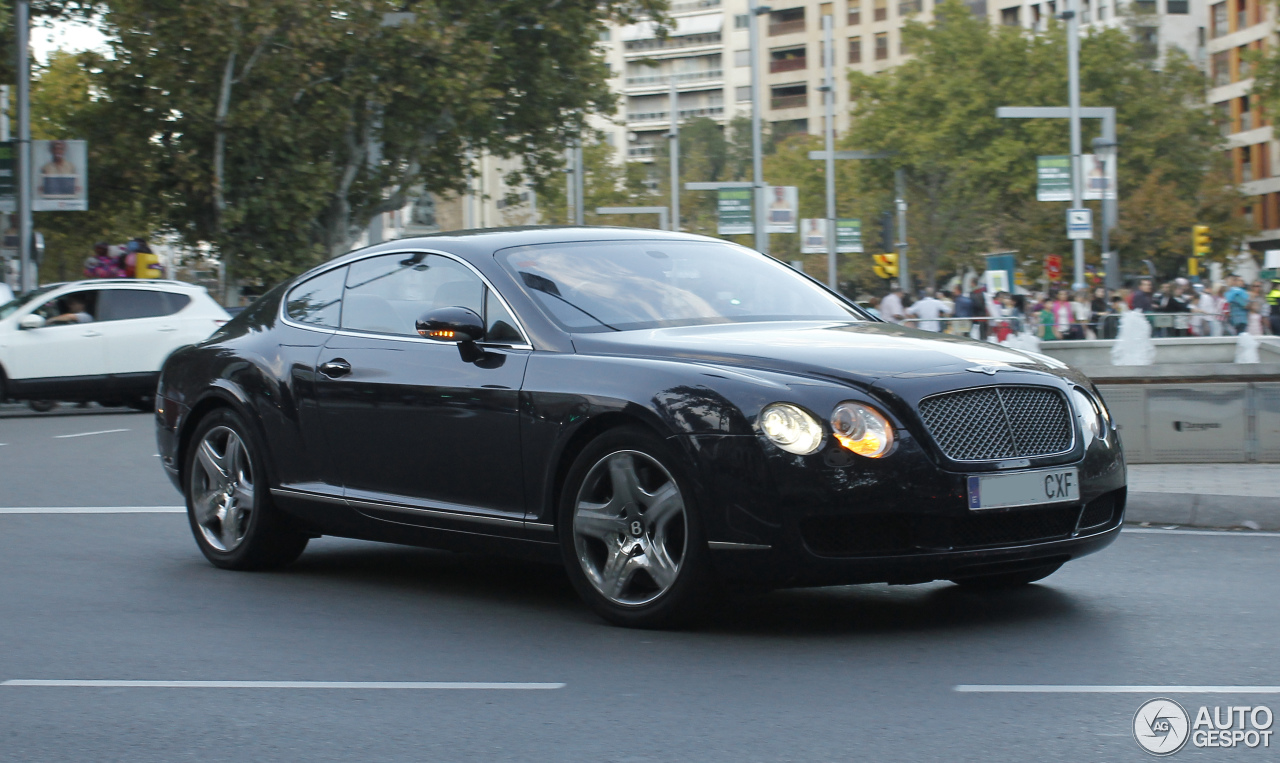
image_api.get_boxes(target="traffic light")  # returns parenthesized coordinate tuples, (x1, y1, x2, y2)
(873, 253, 898, 279)
(879, 211, 895, 255)
(1192, 225, 1211, 257)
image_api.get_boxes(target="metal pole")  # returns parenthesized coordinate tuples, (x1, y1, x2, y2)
(895, 168, 909, 294)
(748, 0, 767, 253)
(16, 0, 32, 292)
(563, 147, 574, 225)
(668, 76, 680, 231)
(1066, 0, 1084, 291)
(1, 84, 9, 292)
(574, 140, 585, 226)
(822, 15, 837, 288)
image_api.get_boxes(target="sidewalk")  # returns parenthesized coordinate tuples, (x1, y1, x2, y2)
(1127, 463, 1280, 530)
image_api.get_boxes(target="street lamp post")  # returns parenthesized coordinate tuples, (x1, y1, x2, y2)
(1065, 0, 1085, 291)
(15, 0, 32, 292)
(748, 0, 769, 253)
(1092, 136, 1119, 291)
(668, 76, 680, 231)
(820, 14, 837, 288)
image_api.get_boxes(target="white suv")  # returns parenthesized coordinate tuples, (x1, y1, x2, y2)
(0, 280, 229, 409)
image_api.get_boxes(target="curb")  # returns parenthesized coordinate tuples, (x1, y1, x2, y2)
(1126, 491, 1280, 531)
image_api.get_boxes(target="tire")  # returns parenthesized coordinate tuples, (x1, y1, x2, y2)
(558, 425, 719, 628)
(183, 407, 308, 570)
(950, 561, 1063, 590)
(27, 399, 57, 413)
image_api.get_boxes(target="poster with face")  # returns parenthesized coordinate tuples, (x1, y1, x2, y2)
(33, 140, 88, 211)
(765, 186, 797, 233)
(1081, 153, 1116, 201)
(800, 218, 827, 253)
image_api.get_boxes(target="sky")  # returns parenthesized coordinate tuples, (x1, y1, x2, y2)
(31, 16, 111, 63)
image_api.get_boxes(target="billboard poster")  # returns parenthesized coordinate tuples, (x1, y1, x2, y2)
(1082, 152, 1116, 201)
(1036, 155, 1072, 202)
(33, 140, 88, 211)
(799, 218, 827, 253)
(765, 185, 797, 233)
(716, 188, 753, 235)
(836, 219, 862, 253)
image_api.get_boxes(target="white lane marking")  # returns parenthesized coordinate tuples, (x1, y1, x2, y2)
(0, 507, 184, 514)
(2, 680, 565, 690)
(53, 428, 130, 439)
(1124, 527, 1280, 538)
(957, 685, 1280, 694)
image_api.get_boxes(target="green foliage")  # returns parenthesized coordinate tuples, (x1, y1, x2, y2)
(846, 0, 1246, 286)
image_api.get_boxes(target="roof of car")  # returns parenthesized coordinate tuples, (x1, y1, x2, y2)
(46, 279, 208, 291)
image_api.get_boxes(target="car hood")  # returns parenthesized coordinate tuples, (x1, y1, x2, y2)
(570, 320, 1070, 386)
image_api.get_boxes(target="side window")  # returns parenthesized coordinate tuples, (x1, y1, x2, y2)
(484, 288, 523, 344)
(34, 290, 99, 324)
(98, 289, 190, 321)
(341, 253, 484, 337)
(286, 267, 346, 328)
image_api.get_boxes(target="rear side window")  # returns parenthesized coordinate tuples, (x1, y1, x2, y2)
(98, 289, 191, 321)
(286, 267, 346, 328)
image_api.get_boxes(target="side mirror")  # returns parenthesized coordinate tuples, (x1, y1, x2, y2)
(19, 314, 45, 330)
(416, 306, 486, 362)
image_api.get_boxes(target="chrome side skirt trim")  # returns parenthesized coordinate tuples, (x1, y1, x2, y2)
(345, 497, 525, 529)
(525, 522, 555, 534)
(272, 487, 345, 505)
(707, 541, 772, 551)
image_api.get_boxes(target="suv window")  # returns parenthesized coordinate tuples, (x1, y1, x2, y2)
(98, 289, 190, 321)
(33, 289, 100, 324)
(286, 267, 346, 328)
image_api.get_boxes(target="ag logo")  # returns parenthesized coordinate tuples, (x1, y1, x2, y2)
(1134, 698, 1190, 756)
(629, 520, 644, 537)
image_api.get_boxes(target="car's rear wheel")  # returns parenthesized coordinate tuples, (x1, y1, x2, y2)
(950, 561, 1063, 589)
(558, 426, 718, 628)
(184, 408, 308, 570)
(27, 399, 57, 413)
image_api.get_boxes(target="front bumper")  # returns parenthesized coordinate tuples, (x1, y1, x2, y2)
(682, 429, 1126, 587)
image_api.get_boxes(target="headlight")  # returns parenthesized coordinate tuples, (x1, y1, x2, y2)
(758, 403, 824, 455)
(1071, 387, 1104, 445)
(831, 401, 894, 458)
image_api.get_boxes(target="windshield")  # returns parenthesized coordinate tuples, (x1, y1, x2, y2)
(498, 240, 865, 332)
(0, 284, 59, 321)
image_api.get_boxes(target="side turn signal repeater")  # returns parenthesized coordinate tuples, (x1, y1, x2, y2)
(830, 401, 894, 458)
(423, 329, 456, 339)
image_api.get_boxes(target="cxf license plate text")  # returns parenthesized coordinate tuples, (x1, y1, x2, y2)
(967, 468, 1079, 511)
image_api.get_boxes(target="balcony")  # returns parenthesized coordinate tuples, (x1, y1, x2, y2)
(624, 32, 722, 54)
(769, 57, 807, 73)
(628, 145, 660, 158)
(770, 93, 807, 110)
(668, 0, 722, 11)
(768, 19, 806, 36)
(627, 105, 726, 123)
(625, 69, 724, 88)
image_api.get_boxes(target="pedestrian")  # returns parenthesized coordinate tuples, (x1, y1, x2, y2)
(1224, 276, 1250, 335)
(1072, 290, 1094, 340)
(970, 287, 988, 340)
(1247, 281, 1267, 336)
(1191, 283, 1219, 337)
(1050, 289, 1074, 340)
(880, 286, 906, 325)
(1090, 287, 1107, 337)
(863, 295, 883, 320)
(1157, 281, 1191, 337)
(905, 287, 952, 332)
(1131, 278, 1154, 312)
(1268, 280, 1280, 335)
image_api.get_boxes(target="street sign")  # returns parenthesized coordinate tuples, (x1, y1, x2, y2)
(1066, 208, 1093, 240)
(799, 218, 828, 253)
(836, 219, 862, 253)
(1046, 254, 1062, 281)
(1036, 156, 1073, 202)
(716, 188, 753, 235)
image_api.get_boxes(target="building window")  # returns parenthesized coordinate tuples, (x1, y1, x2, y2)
(735, 48, 751, 67)
(1134, 0, 1156, 12)
(769, 46, 807, 73)
(1235, 0, 1247, 30)
(1212, 51, 1231, 86)
(875, 31, 888, 59)
(1241, 147, 1253, 182)
(1238, 45, 1254, 79)
(874, 0, 888, 21)
(1097, 1, 1107, 19)
(734, 13, 750, 28)
(770, 83, 808, 110)
(769, 7, 806, 35)
(900, 0, 922, 15)
(599, 30, 611, 42)
(1240, 96, 1253, 131)
(1167, 0, 1188, 12)
(1136, 26, 1158, 58)
(736, 85, 753, 102)
(1211, 2, 1228, 36)
(1216, 101, 1233, 136)
(773, 118, 809, 137)
(849, 36, 862, 63)
(848, 1, 861, 24)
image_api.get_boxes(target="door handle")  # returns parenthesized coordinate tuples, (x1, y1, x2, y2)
(319, 359, 352, 378)
(158, 326, 178, 332)
(81, 330, 103, 337)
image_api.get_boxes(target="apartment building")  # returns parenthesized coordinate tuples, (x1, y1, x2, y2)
(988, 0, 1206, 62)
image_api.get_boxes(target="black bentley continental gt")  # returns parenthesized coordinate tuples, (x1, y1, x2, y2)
(156, 227, 1125, 627)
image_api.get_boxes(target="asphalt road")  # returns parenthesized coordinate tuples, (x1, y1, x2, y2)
(2, 411, 1278, 761)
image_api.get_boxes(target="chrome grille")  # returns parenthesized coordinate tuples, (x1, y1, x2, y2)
(917, 386, 1073, 461)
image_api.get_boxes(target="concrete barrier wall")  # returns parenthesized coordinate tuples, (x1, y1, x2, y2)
(1096, 382, 1280, 463)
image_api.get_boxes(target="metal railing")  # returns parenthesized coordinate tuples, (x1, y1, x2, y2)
(625, 69, 723, 87)
(668, 0, 722, 11)
(627, 105, 725, 123)
(627, 145, 659, 158)
(768, 19, 806, 36)
(769, 57, 807, 73)
(770, 93, 807, 110)
(624, 32, 722, 53)
(892, 313, 1242, 339)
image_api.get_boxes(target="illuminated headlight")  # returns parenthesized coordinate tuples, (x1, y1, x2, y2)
(831, 401, 894, 458)
(758, 403, 824, 455)
(1071, 387, 1105, 445)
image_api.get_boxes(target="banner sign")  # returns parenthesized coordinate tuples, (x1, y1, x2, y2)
(836, 218, 862, 253)
(800, 218, 827, 253)
(765, 185, 797, 233)
(0, 139, 88, 212)
(1082, 152, 1116, 201)
(1036, 155, 1072, 202)
(716, 188, 753, 235)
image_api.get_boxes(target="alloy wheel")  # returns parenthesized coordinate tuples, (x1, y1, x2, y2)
(190, 425, 255, 552)
(572, 450, 688, 607)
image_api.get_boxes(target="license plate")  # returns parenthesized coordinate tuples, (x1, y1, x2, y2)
(966, 468, 1079, 510)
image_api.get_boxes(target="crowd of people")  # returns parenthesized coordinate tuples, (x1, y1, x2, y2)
(863, 275, 1280, 341)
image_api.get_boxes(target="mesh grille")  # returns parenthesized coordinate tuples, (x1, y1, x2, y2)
(918, 386, 1073, 461)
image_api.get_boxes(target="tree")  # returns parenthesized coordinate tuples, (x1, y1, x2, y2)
(537, 133, 656, 227)
(93, 0, 663, 287)
(845, 0, 1245, 287)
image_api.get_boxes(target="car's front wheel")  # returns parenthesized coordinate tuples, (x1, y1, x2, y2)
(558, 426, 718, 628)
(184, 408, 308, 570)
